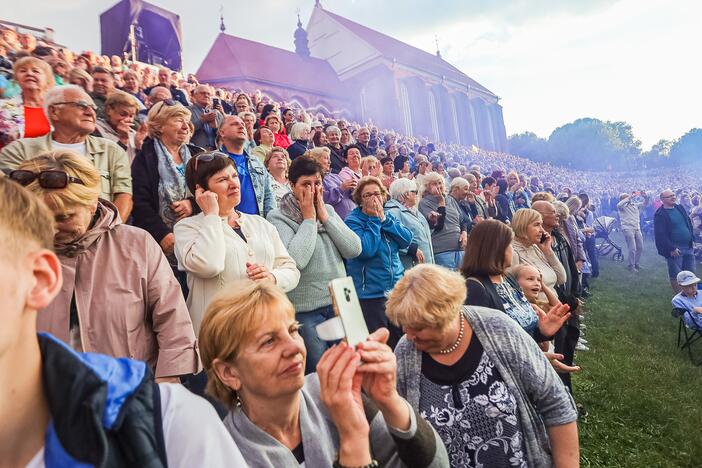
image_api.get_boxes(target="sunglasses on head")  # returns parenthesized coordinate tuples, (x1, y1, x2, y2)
(9, 170, 85, 189)
(193, 151, 229, 172)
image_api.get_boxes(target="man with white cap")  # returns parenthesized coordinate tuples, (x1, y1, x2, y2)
(672, 271, 702, 330)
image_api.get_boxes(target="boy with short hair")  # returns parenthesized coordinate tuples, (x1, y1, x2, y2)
(672, 270, 702, 329)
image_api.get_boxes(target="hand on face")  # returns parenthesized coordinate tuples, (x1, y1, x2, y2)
(315, 184, 329, 223)
(299, 185, 316, 220)
(195, 187, 219, 216)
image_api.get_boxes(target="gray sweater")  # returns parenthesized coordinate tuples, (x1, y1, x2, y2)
(418, 194, 462, 254)
(267, 204, 362, 312)
(223, 373, 449, 467)
(395, 306, 578, 468)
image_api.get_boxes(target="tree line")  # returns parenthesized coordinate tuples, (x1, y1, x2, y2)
(507, 118, 701, 171)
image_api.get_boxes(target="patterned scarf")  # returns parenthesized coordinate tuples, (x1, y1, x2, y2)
(155, 139, 192, 229)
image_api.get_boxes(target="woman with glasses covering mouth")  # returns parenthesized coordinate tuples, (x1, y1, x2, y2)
(14, 150, 200, 382)
(344, 176, 413, 349)
(173, 151, 300, 334)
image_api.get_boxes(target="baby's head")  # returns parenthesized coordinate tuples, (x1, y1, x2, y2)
(513, 264, 542, 302)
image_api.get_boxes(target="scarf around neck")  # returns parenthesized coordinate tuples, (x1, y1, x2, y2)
(278, 191, 326, 233)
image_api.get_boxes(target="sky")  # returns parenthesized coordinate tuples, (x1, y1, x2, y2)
(5, 0, 700, 148)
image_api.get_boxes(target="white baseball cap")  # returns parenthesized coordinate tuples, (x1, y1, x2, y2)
(677, 270, 701, 287)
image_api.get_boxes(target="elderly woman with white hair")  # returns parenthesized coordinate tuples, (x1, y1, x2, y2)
(324, 125, 345, 173)
(386, 178, 434, 269)
(389, 264, 580, 468)
(418, 172, 468, 270)
(131, 100, 204, 290)
(285, 122, 311, 160)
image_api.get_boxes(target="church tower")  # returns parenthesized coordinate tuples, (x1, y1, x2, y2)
(294, 13, 311, 57)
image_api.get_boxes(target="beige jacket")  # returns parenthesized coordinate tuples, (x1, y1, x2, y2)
(38, 201, 200, 378)
(174, 212, 300, 333)
(0, 132, 132, 200)
(510, 238, 567, 302)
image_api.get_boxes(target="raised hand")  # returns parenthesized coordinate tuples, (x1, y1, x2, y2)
(195, 187, 219, 216)
(535, 303, 571, 338)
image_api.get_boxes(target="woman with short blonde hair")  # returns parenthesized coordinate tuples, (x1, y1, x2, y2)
(389, 264, 579, 467)
(360, 155, 380, 177)
(197, 279, 448, 467)
(13, 150, 199, 379)
(264, 146, 292, 206)
(147, 101, 194, 139)
(0, 56, 55, 148)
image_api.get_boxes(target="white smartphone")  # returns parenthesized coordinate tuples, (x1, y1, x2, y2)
(328, 277, 370, 348)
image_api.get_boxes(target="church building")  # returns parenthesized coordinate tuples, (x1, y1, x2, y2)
(196, 3, 507, 151)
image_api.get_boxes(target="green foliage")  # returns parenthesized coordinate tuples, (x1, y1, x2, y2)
(547, 118, 641, 170)
(669, 128, 702, 165)
(576, 235, 702, 467)
(507, 131, 549, 161)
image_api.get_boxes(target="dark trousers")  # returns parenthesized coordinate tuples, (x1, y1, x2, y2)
(584, 236, 599, 278)
(359, 297, 403, 350)
(554, 314, 581, 393)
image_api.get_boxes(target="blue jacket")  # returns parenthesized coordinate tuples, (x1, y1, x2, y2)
(345, 207, 413, 299)
(38, 333, 166, 467)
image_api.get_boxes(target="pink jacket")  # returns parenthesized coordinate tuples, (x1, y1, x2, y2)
(38, 201, 200, 378)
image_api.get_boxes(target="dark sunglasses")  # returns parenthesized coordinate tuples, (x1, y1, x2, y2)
(9, 170, 85, 188)
(193, 151, 230, 172)
(153, 99, 178, 116)
(52, 100, 97, 112)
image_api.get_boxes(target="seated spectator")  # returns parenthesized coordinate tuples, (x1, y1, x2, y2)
(510, 208, 567, 304)
(339, 144, 362, 190)
(198, 279, 448, 467)
(267, 157, 361, 372)
(233, 92, 252, 114)
(672, 271, 702, 330)
(95, 90, 143, 162)
(286, 122, 311, 160)
(0, 84, 133, 221)
(189, 84, 224, 150)
(67, 66, 93, 93)
(132, 101, 204, 289)
(0, 56, 54, 149)
(90, 66, 115, 119)
(355, 126, 372, 156)
(219, 115, 275, 216)
(360, 155, 381, 178)
(145, 66, 189, 106)
(340, 126, 352, 146)
(380, 156, 396, 189)
(264, 113, 291, 149)
(0, 177, 247, 467)
(419, 172, 467, 270)
(386, 177, 434, 269)
(345, 176, 413, 347)
(121, 69, 147, 107)
(238, 110, 257, 154)
(307, 146, 356, 220)
(174, 152, 299, 332)
(324, 125, 345, 173)
(146, 85, 173, 108)
(14, 150, 199, 380)
(251, 126, 274, 163)
(387, 264, 580, 468)
(448, 176, 475, 233)
(264, 146, 292, 206)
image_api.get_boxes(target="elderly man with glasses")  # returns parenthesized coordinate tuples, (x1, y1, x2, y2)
(654, 189, 697, 293)
(0, 84, 133, 221)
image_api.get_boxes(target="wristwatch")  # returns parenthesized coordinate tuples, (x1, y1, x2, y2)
(332, 459, 379, 468)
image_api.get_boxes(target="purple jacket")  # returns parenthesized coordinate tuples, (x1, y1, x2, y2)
(323, 172, 356, 220)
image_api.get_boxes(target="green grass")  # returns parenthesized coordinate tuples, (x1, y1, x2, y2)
(575, 234, 702, 468)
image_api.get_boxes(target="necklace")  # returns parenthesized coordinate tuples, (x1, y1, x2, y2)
(438, 314, 465, 355)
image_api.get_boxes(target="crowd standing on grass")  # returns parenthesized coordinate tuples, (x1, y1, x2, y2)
(0, 27, 699, 468)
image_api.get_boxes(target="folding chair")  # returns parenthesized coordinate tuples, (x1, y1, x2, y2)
(672, 307, 702, 365)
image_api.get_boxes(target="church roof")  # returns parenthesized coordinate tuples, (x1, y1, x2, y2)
(196, 33, 344, 97)
(318, 7, 495, 97)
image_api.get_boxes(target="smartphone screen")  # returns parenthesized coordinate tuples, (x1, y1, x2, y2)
(328, 277, 369, 348)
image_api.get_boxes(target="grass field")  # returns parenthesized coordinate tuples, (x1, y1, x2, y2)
(575, 234, 702, 468)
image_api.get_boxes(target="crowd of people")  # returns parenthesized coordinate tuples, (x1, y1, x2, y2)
(0, 26, 699, 467)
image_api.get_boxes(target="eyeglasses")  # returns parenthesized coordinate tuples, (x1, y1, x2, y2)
(362, 191, 383, 199)
(408, 190, 418, 194)
(52, 100, 97, 112)
(153, 98, 178, 115)
(9, 170, 85, 188)
(193, 151, 230, 172)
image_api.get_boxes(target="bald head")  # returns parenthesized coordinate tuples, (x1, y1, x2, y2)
(531, 201, 558, 229)
(660, 190, 677, 208)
